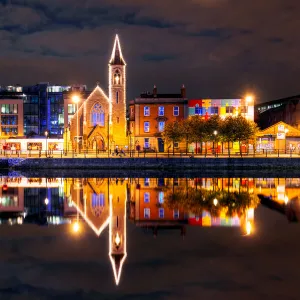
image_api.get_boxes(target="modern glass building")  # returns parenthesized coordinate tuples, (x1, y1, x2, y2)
(0, 83, 89, 137)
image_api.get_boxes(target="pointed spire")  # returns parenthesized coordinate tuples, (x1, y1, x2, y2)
(109, 253, 127, 285)
(109, 34, 126, 65)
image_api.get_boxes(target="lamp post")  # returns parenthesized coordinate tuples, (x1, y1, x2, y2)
(245, 95, 254, 120)
(45, 130, 48, 157)
(213, 130, 218, 155)
(72, 95, 80, 154)
(285, 128, 289, 154)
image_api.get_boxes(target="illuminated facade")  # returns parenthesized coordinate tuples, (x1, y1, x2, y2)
(66, 178, 127, 285)
(188, 98, 254, 121)
(129, 86, 188, 152)
(65, 35, 127, 151)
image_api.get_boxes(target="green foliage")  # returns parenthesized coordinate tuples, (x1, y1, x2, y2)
(165, 187, 260, 217)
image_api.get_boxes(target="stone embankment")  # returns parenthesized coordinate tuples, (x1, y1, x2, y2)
(0, 157, 299, 171)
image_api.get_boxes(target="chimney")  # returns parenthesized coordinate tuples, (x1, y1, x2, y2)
(153, 85, 157, 97)
(181, 84, 186, 98)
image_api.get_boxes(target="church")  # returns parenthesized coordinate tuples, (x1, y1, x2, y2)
(64, 35, 127, 152)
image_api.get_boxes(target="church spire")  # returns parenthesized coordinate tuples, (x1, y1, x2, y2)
(109, 34, 126, 65)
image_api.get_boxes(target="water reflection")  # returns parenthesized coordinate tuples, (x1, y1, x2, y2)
(0, 176, 299, 285)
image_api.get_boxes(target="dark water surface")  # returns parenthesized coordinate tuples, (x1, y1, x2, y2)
(0, 175, 299, 300)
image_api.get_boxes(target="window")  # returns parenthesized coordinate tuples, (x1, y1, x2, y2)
(174, 209, 179, 219)
(159, 208, 164, 218)
(158, 192, 164, 204)
(195, 104, 202, 115)
(173, 106, 179, 116)
(68, 104, 76, 114)
(211, 107, 218, 114)
(1, 116, 18, 125)
(116, 92, 119, 104)
(144, 106, 150, 116)
(1, 127, 18, 135)
(117, 117, 120, 123)
(158, 121, 165, 132)
(226, 106, 234, 113)
(91, 103, 105, 126)
(158, 106, 164, 116)
(144, 138, 150, 148)
(144, 208, 150, 218)
(92, 193, 105, 207)
(1, 104, 18, 114)
(144, 178, 150, 186)
(144, 192, 150, 203)
(144, 121, 150, 132)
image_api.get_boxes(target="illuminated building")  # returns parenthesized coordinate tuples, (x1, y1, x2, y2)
(0, 83, 85, 137)
(129, 85, 188, 152)
(188, 98, 254, 121)
(66, 178, 127, 285)
(64, 35, 127, 151)
(256, 121, 300, 151)
(255, 94, 300, 130)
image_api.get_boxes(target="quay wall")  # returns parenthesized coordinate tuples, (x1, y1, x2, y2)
(1, 157, 300, 171)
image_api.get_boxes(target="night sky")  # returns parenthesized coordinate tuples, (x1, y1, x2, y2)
(0, 0, 299, 103)
(0, 206, 300, 299)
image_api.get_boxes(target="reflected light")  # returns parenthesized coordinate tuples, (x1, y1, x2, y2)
(73, 221, 80, 233)
(284, 196, 289, 205)
(246, 221, 252, 235)
(115, 232, 121, 246)
(44, 198, 49, 205)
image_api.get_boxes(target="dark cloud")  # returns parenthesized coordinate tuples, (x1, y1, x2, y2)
(0, 0, 300, 102)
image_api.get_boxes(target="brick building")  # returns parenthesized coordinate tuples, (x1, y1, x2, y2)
(129, 85, 188, 152)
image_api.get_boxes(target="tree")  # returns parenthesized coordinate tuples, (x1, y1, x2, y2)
(181, 119, 194, 154)
(163, 121, 183, 154)
(189, 116, 206, 154)
(220, 116, 236, 157)
(204, 115, 222, 155)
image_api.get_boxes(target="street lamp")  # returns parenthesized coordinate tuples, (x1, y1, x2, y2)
(45, 130, 48, 157)
(245, 95, 254, 119)
(72, 95, 80, 154)
(213, 130, 218, 155)
(285, 128, 289, 153)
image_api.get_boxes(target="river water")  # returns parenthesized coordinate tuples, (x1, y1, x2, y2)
(0, 175, 299, 299)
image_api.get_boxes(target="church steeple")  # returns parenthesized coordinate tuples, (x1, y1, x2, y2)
(109, 34, 126, 65)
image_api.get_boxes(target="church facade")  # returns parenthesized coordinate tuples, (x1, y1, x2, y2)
(64, 35, 127, 152)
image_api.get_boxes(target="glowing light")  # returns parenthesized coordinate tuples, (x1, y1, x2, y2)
(115, 232, 121, 246)
(284, 196, 289, 205)
(72, 95, 80, 103)
(115, 75, 120, 85)
(44, 198, 49, 205)
(73, 221, 80, 233)
(17, 217, 23, 225)
(213, 198, 218, 206)
(245, 95, 253, 103)
(246, 221, 252, 235)
(213, 130, 218, 136)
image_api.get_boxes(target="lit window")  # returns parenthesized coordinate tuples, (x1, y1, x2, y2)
(144, 178, 150, 186)
(158, 192, 164, 204)
(144, 208, 150, 219)
(159, 208, 164, 218)
(144, 138, 150, 148)
(158, 121, 165, 132)
(174, 209, 179, 219)
(91, 103, 105, 126)
(226, 106, 234, 113)
(144, 106, 150, 116)
(173, 106, 179, 116)
(68, 104, 76, 114)
(195, 104, 202, 115)
(158, 106, 164, 116)
(144, 192, 150, 203)
(144, 121, 150, 132)
(211, 107, 218, 114)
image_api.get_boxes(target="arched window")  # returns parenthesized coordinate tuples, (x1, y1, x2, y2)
(116, 91, 119, 104)
(91, 193, 105, 217)
(91, 103, 105, 126)
(114, 70, 121, 85)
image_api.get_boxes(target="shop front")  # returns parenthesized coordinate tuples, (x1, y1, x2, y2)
(256, 121, 300, 152)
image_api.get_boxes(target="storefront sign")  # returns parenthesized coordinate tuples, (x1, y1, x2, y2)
(278, 125, 285, 132)
(277, 133, 285, 140)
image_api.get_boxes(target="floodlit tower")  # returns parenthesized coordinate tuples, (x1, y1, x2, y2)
(109, 34, 127, 148)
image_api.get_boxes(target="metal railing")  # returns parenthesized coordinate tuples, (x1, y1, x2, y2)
(0, 148, 299, 158)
